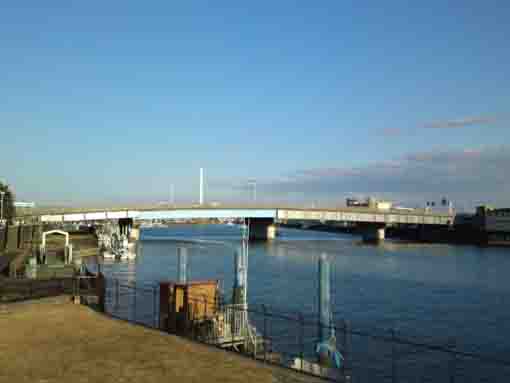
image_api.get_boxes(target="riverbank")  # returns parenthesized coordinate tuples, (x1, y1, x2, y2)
(0, 296, 274, 383)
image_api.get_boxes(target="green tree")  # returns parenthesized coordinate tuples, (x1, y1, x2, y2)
(0, 182, 15, 223)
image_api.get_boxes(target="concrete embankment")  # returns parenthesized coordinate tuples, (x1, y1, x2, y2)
(0, 297, 274, 383)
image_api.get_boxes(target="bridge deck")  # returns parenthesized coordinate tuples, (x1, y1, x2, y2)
(33, 206, 453, 226)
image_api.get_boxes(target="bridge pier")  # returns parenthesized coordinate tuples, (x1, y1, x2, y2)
(248, 218, 275, 241)
(118, 218, 133, 236)
(360, 224, 386, 244)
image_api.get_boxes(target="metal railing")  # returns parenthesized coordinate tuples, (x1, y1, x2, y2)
(5, 274, 504, 383)
(99, 276, 510, 383)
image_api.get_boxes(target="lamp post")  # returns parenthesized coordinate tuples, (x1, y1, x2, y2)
(0, 191, 5, 224)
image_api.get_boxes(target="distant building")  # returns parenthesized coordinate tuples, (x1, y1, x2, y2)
(14, 201, 36, 208)
(346, 197, 392, 210)
(475, 206, 510, 245)
(346, 198, 365, 207)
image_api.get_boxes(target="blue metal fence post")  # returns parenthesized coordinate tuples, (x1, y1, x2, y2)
(449, 338, 456, 383)
(342, 319, 347, 376)
(391, 328, 397, 383)
(263, 304, 267, 363)
(299, 312, 304, 372)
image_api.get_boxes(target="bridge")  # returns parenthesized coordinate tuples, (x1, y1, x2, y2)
(34, 206, 454, 243)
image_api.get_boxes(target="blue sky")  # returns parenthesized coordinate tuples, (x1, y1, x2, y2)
(1, 1, 509, 209)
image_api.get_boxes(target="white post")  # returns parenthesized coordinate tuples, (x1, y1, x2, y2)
(0, 191, 4, 223)
(201, 168, 204, 205)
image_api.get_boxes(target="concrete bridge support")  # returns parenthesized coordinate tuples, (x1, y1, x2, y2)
(359, 224, 386, 244)
(118, 218, 133, 236)
(129, 227, 140, 241)
(248, 218, 275, 241)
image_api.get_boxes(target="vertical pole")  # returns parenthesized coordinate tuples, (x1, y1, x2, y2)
(133, 282, 137, 323)
(167, 294, 171, 333)
(153, 286, 157, 328)
(299, 312, 304, 372)
(449, 339, 456, 383)
(204, 296, 207, 322)
(346, 320, 351, 373)
(177, 247, 188, 283)
(341, 319, 347, 376)
(319, 253, 333, 343)
(391, 328, 397, 383)
(263, 304, 267, 363)
(201, 167, 204, 205)
(0, 191, 4, 223)
(231, 305, 234, 350)
(244, 227, 249, 306)
(115, 279, 119, 310)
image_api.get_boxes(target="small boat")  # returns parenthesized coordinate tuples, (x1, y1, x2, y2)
(116, 249, 129, 261)
(103, 250, 116, 260)
(116, 248, 136, 261)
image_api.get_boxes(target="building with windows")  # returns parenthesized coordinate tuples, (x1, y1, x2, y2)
(476, 206, 510, 245)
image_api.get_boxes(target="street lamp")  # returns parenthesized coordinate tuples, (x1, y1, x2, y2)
(0, 191, 5, 224)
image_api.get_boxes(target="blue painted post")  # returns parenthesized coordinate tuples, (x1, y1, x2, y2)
(319, 253, 334, 343)
(177, 247, 188, 283)
(232, 246, 247, 306)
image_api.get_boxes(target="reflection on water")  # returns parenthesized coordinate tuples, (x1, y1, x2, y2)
(91, 225, 510, 362)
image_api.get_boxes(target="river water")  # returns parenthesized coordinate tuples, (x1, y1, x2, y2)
(94, 224, 510, 382)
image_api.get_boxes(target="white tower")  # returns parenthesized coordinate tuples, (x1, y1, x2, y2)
(199, 168, 204, 206)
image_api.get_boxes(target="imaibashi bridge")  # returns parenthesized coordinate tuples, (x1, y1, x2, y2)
(35, 206, 454, 243)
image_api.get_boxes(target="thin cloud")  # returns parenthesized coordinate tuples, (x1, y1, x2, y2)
(252, 145, 510, 207)
(423, 115, 497, 129)
(380, 127, 403, 136)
